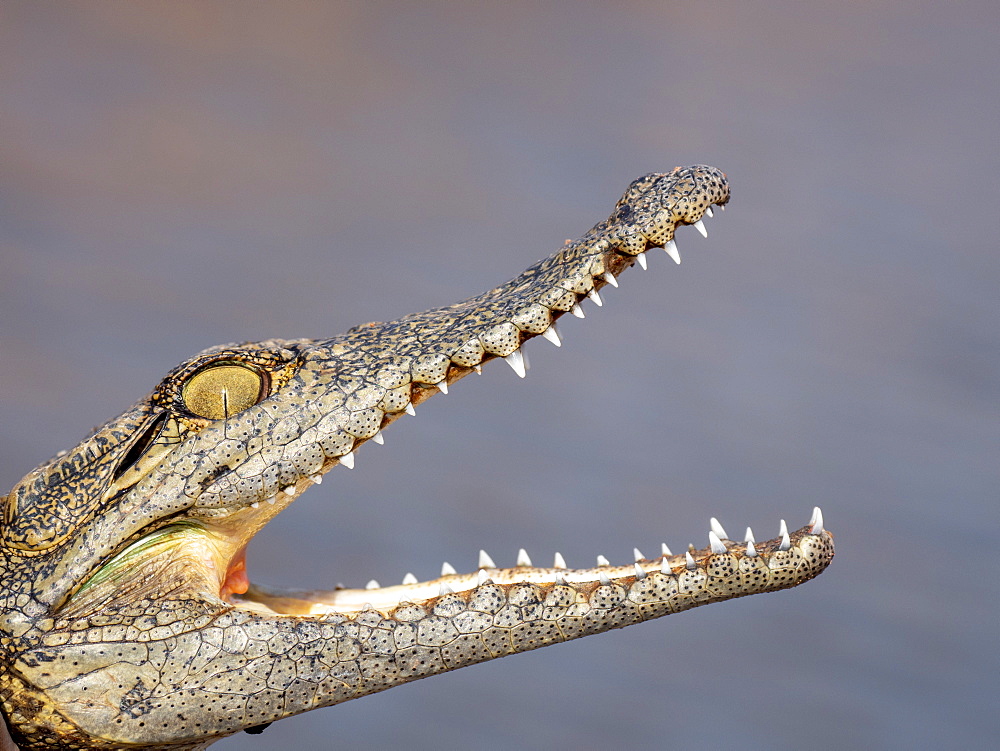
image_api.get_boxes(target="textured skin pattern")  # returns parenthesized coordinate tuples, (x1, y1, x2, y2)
(0, 166, 834, 749)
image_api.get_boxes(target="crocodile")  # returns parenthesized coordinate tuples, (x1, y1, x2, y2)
(0, 165, 833, 750)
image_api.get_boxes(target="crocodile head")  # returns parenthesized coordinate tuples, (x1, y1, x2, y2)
(0, 165, 833, 750)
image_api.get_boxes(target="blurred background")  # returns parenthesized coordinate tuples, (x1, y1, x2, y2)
(1, 2, 997, 749)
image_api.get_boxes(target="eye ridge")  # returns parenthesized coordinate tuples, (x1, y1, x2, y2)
(181, 362, 269, 420)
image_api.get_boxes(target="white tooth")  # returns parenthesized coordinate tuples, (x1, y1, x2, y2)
(477, 569, 490, 585)
(633, 563, 646, 580)
(438, 582, 453, 595)
(633, 547, 645, 562)
(516, 548, 532, 566)
(371, 431, 384, 445)
(665, 240, 681, 264)
(571, 302, 586, 318)
(310, 474, 323, 485)
(660, 557, 671, 574)
(251, 502, 260, 509)
(283, 486, 296, 496)
(693, 219, 708, 238)
(474, 365, 482, 374)
(339, 451, 355, 469)
(637, 252, 648, 270)
(405, 402, 416, 416)
(705, 206, 714, 218)
(478, 550, 496, 569)
(587, 288, 603, 306)
(438, 380, 448, 394)
(596, 554, 610, 567)
(553, 552, 567, 569)
(402, 572, 418, 585)
(598, 571, 611, 585)
(603, 272, 619, 288)
(745, 539, 758, 557)
(710, 517, 729, 539)
(521, 348, 530, 372)
(709, 531, 727, 555)
(661, 542, 673, 557)
(504, 349, 527, 378)
(441, 561, 457, 576)
(685, 551, 696, 570)
(779, 519, 791, 551)
(266, 496, 277, 505)
(720, 204, 725, 211)
(554, 572, 566, 584)
(744, 527, 756, 544)
(541, 323, 562, 347)
(365, 580, 380, 590)
(810, 506, 825, 535)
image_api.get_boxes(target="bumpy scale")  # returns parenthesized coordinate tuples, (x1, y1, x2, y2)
(0, 166, 833, 750)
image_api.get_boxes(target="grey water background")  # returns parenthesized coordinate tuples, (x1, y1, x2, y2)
(1, 2, 997, 749)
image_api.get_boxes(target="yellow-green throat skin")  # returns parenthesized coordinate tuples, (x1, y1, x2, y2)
(0, 166, 833, 749)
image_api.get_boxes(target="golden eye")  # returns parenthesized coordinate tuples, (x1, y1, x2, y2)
(182, 363, 267, 420)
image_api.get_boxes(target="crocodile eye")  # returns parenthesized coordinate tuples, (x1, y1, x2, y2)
(182, 363, 268, 420)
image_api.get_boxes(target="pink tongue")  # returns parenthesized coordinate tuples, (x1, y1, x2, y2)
(221, 545, 249, 599)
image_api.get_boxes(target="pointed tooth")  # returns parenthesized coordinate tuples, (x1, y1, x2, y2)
(478, 550, 496, 569)
(571, 302, 586, 318)
(541, 323, 562, 347)
(685, 551, 697, 570)
(371, 431, 384, 445)
(504, 349, 527, 378)
(633, 563, 646, 580)
(709, 531, 727, 555)
(438, 380, 449, 394)
(587, 288, 603, 306)
(405, 402, 416, 416)
(474, 364, 482, 374)
(441, 561, 457, 576)
(810, 506, 825, 535)
(339, 451, 355, 470)
(554, 572, 566, 584)
(744, 527, 756, 544)
(779, 519, 791, 551)
(438, 582, 453, 595)
(603, 271, 618, 288)
(266, 496, 277, 505)
(660, 557, 671, 574)
(553, 552, 567, 569)
(516, 548, 532, 567)
(665, 239, 681, 264)
(633, 547, 645, 562)
(710, 517, 729, 540)
(250, 502, 260, 509)
(693, 219, 708, 238)
(402, 572, 418, 585)
(477, 569, 490, 585)
(521, 348, 530, 372)
(310, 474, 323, 485)
(283, 486, 296, 496)
(596, 554, 610, 567)
(719, 203, 725, 211)
(637, 252, 648, 270)
(365, 580, 380, 590)
(598, 571, 611, 586)
(661, 542, 673, 557)
(745, 539, 758, 557)
(705, 206, 714, 218)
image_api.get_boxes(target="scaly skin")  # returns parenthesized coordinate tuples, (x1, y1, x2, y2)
(0, 165, 833, 749)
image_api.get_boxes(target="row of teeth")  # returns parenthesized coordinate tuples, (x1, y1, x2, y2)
(244, 209, 718, 509)
(360, 506, 825, 593)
